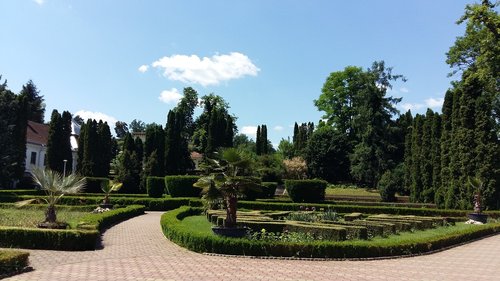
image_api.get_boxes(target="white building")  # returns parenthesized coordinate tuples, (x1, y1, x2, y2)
(25, 120, 80, 173)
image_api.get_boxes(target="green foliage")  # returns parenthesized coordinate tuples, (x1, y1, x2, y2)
(292, 122, 314, 157)
(304, 126, 350, 182)
(0, 250, 29, 276)
(116, 133, 142, 193)
(165, 176, 201, 197)
(165, 110, 194, 175)
(147, 176, 166, 198)
(19, 79, 45, 123)
(161, 206, 500, 258)
(277, 138, 294, 159)
(0, 77, 27, 187)
(285, 179, 327, 203)
(144, 124, 165, 176)
(255, 154, 284, 183)
(261, 182, 278, 198)
(129, 119, 145, 133)
(0, 205, 144, 250)
(77, 119, 113, 177)
(83, 177, 108, 193)
(377, 166, 403, 202)
(46, 110, 73, 174)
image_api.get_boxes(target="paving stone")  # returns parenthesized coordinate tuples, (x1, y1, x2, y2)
(2, 211, 500, 281)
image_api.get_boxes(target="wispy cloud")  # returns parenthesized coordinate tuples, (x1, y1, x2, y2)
(150, 52, 260, 86)
(75, 110, 118, 126)
(400, 103, 423, 112)
(241, 126, 257, 137)
(425, 97, 444, 108)
(158, 88, 182, 104)
(399, 87, 409, 93)
(33, 0, 45, 5)
(274, 125, 284, 131)
(138, 65, 149, 73)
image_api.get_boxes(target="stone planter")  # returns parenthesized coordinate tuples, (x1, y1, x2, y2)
(468, 213, 488, 224)
(211, 226, 248, 238)
(37, 221, 68, 229)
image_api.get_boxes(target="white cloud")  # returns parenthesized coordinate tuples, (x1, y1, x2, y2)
(138, 65, 149, 73)
(241, 126, 257, 137)
(400, 103, 423, 112)
(158, 88, 183, 104)
(274, 125, 284, 131)
(399, 87, 409, 93)
(425, 97, 444, 109)
(33, 0, 44, 5)
(151, 52, 260, 86)
(75, 110, 118, 126)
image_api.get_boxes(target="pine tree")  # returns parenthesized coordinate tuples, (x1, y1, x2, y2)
(19, 80, 45, 123)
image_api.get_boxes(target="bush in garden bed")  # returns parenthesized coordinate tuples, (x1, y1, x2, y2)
(147, 177, 166, 198)
(161, 206, 500, 258)
(0, 205, 145, 250)
(285, 179, 327, 203)
(165, 176, 201, 197)
(0, 250, 30, 276)
(261, 182, 278, 198)
(83, 177, 109, 193)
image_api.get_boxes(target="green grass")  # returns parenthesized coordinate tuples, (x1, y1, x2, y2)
(179, 215, 215, 236)
(0, 250, 29, 275)
(325, 187, 381, 197)
(0, 205, 93, 228)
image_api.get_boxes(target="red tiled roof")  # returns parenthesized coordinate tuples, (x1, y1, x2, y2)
(26, 121, 49, 145)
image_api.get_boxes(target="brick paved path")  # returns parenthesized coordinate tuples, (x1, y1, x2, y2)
(3, 212, 500, 281)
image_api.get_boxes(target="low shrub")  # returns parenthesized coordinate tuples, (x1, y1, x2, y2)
(0, 205, 145, 250)
(285, 179, 327, 203)
(165, 176, 201, 198)
(83, 177, 109, 193)
(0, 250, 30, 276)
(261, 182, 278, 198)
(147, 177, 165, 198)
(161, 206, 500, 258)
(377, 170, 399, 202)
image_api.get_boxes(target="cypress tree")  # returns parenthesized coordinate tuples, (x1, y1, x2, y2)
(77, 121, 87, 173)
(46, 110, 64, 172)
(134, 137, 144, 166)
(430, 112, 442, 202)
(262, 124, 268, 154)
(144, 124, 165, 175)
(61, 111, 73, 174)
(410, 114, 424, 202)
(224, 115, 234, 147)
(14, 94, 28, 179)
(402, 111, 413, 196)
(96, 121, 112, 177)
(437, 90, 454, 207)
(256, 125, 262, 155)
(420, 109, 434, 203)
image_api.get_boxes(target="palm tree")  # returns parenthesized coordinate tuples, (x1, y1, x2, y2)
(100, 180, 122, 207)
(194, 148, 260, 228)
(16, 168, 86, 227)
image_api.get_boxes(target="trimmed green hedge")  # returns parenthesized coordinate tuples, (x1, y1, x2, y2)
(261, 182, 278, 199)
(165, 176, 201, 197)
(0, 205, 145, 250)
(237, 201, 500, 218)
(0, 250, 30, 276)
(147, 177, 166, 198)
(83, 177, 109, 193)
(161, 206, 500, 258)
(285, 180, 327, 203)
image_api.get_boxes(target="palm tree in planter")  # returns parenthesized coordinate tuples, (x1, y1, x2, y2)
(467, 177, 488, 223)
(194, 148, 261, 237)
(16, 168, 86, 229)
(100, 180, 122, 209)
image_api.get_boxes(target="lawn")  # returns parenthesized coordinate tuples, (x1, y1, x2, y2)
(325, 186, 381, 197)
(0, 205, 93, 228)
(179, 215, 214, 236)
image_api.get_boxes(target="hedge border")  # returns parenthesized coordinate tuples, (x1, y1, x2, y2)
(0, 205, 145, 251)
(0, 250, 30, 277)
(161, 206, 500, 259)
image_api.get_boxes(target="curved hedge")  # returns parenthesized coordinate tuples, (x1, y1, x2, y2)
(285, 180, 327, 203)
(0, 205, 145, 250)
(161, 206, 500, 259)
(0, 250, 29, 276)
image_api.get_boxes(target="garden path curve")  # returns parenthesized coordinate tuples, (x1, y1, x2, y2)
(3, 212, 500, 281)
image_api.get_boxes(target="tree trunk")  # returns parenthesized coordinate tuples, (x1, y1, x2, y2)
(45, 205, 57, 223)
(225, 196, 237, 228)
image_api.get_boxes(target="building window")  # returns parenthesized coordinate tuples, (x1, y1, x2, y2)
(30, 152, 37, 165)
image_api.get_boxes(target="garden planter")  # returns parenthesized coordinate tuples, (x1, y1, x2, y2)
(212, 226, 248, 238)
(37, 221, 68, 229)
(467, 213, 488, 223)
(99, 203, 114, 209)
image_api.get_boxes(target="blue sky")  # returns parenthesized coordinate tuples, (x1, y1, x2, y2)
(1, 0, 473, 147)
